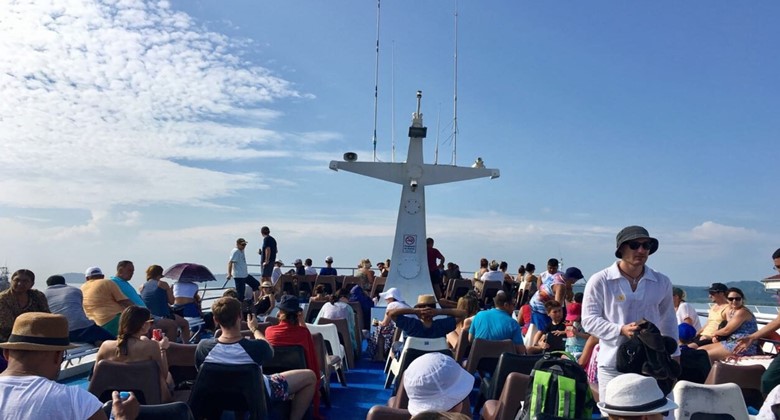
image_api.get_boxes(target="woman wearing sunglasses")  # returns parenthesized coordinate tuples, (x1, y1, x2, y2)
(699, 287, 758, 362)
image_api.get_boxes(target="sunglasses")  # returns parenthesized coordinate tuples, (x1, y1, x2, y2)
(627, 241, 652, 251)
(727, 296, 743, 302)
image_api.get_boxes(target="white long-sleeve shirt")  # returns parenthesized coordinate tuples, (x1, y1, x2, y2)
(582, 261, 679, 369)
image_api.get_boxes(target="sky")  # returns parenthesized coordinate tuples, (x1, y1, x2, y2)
(1, 0, 778, 288)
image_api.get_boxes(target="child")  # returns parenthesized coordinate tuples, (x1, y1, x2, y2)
(529, 300, 566, 353)
(565, 293, 589, 356)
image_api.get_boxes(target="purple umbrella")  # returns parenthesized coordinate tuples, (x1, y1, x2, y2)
(163, 263, 216, 283)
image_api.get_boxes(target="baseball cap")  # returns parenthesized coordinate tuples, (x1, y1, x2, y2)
(325, 256, 334, 263)
(84, 266, 103, 277)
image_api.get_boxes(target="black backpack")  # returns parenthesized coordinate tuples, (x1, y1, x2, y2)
(518, 351, 595, 420)
(616, 319, 681, 395)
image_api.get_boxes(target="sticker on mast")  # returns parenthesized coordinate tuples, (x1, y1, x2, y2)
(402, 234, 417, 253)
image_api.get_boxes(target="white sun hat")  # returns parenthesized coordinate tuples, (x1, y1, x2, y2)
(378, 287, 403, 302)
(404, 352, 474, 416)
(597, 373, 678, 416)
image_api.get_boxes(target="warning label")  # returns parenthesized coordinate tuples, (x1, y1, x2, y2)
(402, 234, 417, 254)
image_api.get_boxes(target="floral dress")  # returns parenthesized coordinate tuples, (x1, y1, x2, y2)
(721, 316, 758, 355)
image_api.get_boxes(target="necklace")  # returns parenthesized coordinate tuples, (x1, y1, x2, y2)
(619, 267, 644, 285)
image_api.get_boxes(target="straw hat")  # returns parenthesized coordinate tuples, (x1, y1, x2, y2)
(0, 312, 79, 351)
(416, 294, 437, 306)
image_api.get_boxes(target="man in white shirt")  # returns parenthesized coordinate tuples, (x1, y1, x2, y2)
(227, 238, 260, 305)
(582, 225, 678, 398)
(0, 312, 138, 420)
(303, 259, 317, 276)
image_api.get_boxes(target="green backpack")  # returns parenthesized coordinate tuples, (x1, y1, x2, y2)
(518, 351, 595, 420)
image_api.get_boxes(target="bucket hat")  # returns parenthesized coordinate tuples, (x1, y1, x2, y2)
(615, 225, 659, 258)
(277, 295, 302, 313)
(404, 352, 474, 415)
(597, 373, 678, 416)
(563, 267, 584, 281)
(378, 287, 403, 302)
(0, 312, 79, 351)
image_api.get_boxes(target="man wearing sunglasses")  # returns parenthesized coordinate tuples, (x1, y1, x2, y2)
(582, 225, 679, 399)
(735, 247, 780, 397)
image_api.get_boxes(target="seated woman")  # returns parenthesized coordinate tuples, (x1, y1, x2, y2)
(314, 288, 358, 355)
(699, 287, 758, 362)
(309, 285, 330, 303)
(355, 259, 375, 291)
(140, 265, 190, 343)
(172, 280, 202, 318)
(95, 306, 174, 402)
(253, 281, 276, 317)
(446, 293, 479, 349)
(264, 295, 321, 419)
(367, 288, 410, 361)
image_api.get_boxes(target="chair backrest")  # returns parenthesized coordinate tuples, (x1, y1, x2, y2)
(263, 344, 308, 375)
(102, 401, 194, 420)
(347, 301, 365, 346)
(448, 279, 472, 300)
(188, 363, 267, 420)
(311, 332, 329, 375)
(166, 342, 198, 387)
(490, 372, 531, 420)
(318, 317, 355, 369)
(341, 276, 361, 291)
(314, 275, 337, 295)
(370, 277, 387, 298)
(673, 380, 750, 420)
(394, 337, 452, 390)
(705, 361, 766, 409)
(88, 359, 162, 405)
(480, 281, 502, 303)
(523, 323, 538, 347)
(305, 300, 327, 324)
(299, 275, 317, 294)
(464, 338, 516, 375)
(452, 329, 471, 363)
(487, 352, 542, 400)
(306, 322, 346, 363)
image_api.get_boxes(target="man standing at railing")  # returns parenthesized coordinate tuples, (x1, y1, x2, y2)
(227, 238, 260, 306)
(259, 226, 278, 284)
(735, 247, 780, 395)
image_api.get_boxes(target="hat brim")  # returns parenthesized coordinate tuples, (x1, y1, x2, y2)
(406, 363, 474, 416)
(615, 236, 659, 258)
(597, 398, 677, 416)
(0, 341, 80, 351)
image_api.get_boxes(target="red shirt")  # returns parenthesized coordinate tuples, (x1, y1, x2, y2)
(427, 247, 444, 271)
(265, 322, 321, 417)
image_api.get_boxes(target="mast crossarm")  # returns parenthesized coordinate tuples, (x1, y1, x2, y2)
(419, 165, 499, 186)
(329, 161, 407, 185)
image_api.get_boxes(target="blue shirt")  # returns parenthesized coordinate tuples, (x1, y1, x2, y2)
(469, 308, 524, 345)
(319, 267, 337, 276)
(110, 276, 146, 307)
(395, 315, 456, 339)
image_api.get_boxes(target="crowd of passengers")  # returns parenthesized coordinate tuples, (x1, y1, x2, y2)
(2, 237, 780, 419)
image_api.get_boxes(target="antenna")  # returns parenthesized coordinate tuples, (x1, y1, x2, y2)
(391, 40, 396, 163)
(372, 0, 381, 161)
(451, 0, 459, 166)
(434, 105, 441, 164)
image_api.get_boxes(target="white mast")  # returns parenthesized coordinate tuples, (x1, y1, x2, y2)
(330, 91, 499, 304)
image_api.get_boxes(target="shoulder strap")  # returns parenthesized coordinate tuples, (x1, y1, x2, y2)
(530, 370, 552, 416)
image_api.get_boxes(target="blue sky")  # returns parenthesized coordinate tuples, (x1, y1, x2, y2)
(1, 1, 778, 288)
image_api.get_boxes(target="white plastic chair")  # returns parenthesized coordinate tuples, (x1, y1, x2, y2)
(384, 336, 450, 389)
(672, 380, 750, 420)
(523, 323, 538, 347)
(306, 323, 348, 372)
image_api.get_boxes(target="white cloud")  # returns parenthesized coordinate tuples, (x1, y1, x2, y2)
(0, 0, 316, 210)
